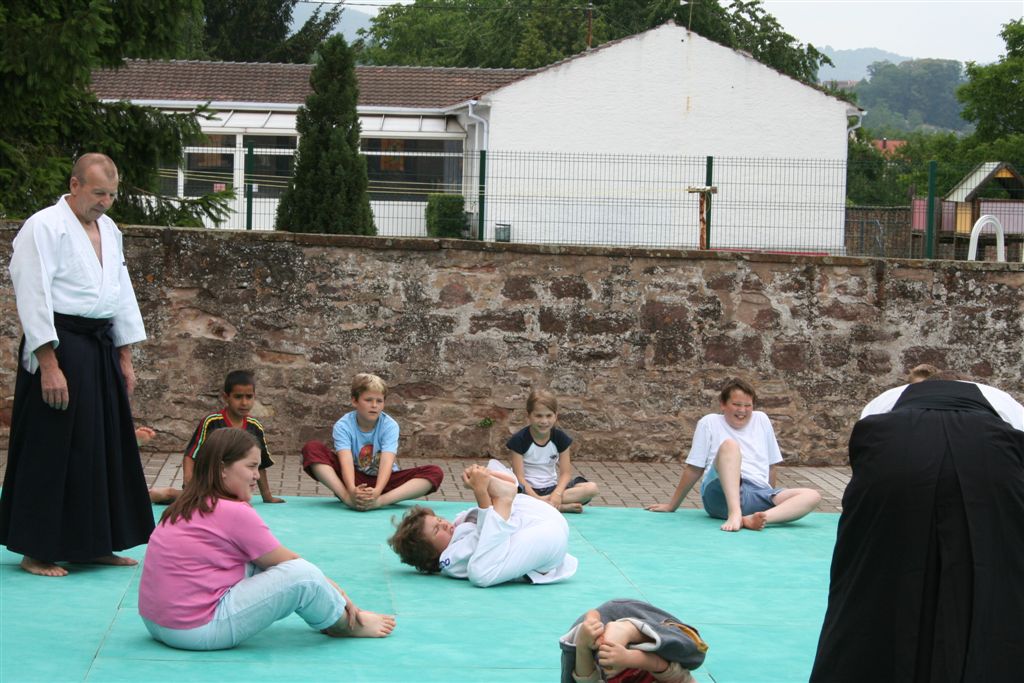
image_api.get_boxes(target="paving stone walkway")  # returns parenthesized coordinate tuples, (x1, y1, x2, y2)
(139, 450, 850, 512)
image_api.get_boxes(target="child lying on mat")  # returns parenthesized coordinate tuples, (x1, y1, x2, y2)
(559, 599, 709, 683)
(388, 463, 577, 587)
(139, 429, 395, 650)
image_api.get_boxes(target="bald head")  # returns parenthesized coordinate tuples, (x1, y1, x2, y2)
(71, 153, 118, 184)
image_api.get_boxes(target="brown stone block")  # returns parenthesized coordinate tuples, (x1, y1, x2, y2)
(469, 311, 527, 334)
(703, 335, 740, 366)
(576, 311, 634, 335)
(771, 342, 810, 373)
(821, 300, 875, 322)
(501, 275, 538, 301)
(437, 281, 473, 307)
(900, 347, 948, 372)
(652, 334, 695, 366)
(538, 308, 567, 334)
(640, 300, 690, 333)
(549, 276, 592, 299)
(969, 360, 993, 378)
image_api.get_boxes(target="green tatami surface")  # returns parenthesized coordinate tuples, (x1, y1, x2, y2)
(0, 498, 839, 682)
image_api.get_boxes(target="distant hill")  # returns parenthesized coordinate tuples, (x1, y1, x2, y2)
(291, 3, 375, 42)
(818, 46, 912, 83)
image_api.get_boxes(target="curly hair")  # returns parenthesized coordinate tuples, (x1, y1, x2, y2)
(388, 505, 443, 574)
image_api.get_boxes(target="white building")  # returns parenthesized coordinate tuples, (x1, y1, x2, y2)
(92, 22, 858, 252)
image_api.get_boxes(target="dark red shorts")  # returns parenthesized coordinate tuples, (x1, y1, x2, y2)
(300, 440, 444, 492)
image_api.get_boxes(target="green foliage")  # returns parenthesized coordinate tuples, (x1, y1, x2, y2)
(0, 0, 230, 224)
(958, 19, 1024, 142)
(357, 0, 830, 83)
(426, 194, 468, 238)
(276, 35, 375, 235)
(476, 417, 494, 428)
(203, 0, 342, 63)
(856, 58, 968, 133)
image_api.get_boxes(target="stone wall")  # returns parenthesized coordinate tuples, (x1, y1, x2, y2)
(2, 223, 1021, 466)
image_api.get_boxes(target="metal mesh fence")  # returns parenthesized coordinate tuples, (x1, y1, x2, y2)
(165, 147, 1023, 260)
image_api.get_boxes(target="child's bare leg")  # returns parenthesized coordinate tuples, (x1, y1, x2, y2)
(20, 557, 68, 577)
(574, 609, 605, 679)
(714, 440, 744, 531)
(561, 482, 599, 512)
(372, 478, 434, 508)
(763, 488, 822, 524)
(148, 486, 181, 505)
(309, 464, 358, 509)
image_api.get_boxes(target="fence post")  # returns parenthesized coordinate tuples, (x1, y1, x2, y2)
(245, 142, 254, 231)
(705, 155, 714, 248)
(477, 150, 487, 240)
(925, 160, 936, 258)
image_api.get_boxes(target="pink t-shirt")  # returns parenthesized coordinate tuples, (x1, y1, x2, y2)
(139, 499, 281, 629)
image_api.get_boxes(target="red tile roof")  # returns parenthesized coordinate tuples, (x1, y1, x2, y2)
(90, 60, 532, 109)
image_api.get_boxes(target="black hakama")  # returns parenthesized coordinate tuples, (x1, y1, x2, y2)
(811, 380, 1024, 683)
(0, 313, 154, 561)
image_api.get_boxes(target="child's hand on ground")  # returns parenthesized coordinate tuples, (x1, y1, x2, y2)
(134, 426, 156, 446)
(262, 495, 286, 504)
(646, 502, 676, 513)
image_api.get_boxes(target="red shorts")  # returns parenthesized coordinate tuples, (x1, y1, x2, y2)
(300, 440, 444, 492)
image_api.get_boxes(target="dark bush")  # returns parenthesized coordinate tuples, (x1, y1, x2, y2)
(426, 194, 468, 238)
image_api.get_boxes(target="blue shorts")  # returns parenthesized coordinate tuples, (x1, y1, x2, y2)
(701, 478, 783, 519)
(531, 476, 589, 498)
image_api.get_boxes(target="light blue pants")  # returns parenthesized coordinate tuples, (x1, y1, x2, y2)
(142, 558, 346, 650)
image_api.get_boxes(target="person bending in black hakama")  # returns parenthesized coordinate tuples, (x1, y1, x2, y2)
(811, 378, 1024, 683)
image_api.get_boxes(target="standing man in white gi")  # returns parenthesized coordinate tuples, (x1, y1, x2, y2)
(0, 153, 154, 577)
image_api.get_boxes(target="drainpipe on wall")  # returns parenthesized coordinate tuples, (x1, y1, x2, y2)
(465, 100, 489, 240)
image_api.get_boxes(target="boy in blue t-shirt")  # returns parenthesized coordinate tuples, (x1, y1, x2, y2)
(505, 389, 598, 513)
(301, 373, 443, 511)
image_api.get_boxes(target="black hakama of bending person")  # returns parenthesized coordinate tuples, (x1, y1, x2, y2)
(0, 314, 154, 562)
(811, 380, 1024, 683)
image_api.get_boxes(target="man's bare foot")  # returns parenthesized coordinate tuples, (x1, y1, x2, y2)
(74, 554, 138, 566)
(741, 511, 768, 531)
(720, 515, 743, 532)
(560, 502, 584, 513)
(323, 611, 396, 638)
(20, 557, 68, 577)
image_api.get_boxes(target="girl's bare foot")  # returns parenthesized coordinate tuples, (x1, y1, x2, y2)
(560, 502, 584, 513)
(148, 486, 180, 505)
(75, 554, 138, 566)
(742, 511, 768, 531)
(323, 611, 396, 638)
(20, 557, 68, 577)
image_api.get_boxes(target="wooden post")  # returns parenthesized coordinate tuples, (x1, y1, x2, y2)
(687, 185, 718, 249)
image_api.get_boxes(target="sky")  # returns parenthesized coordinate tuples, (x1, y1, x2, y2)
(762, 0, 1022, 64)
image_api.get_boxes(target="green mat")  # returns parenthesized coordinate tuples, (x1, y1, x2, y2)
(0, 498, 838, 682)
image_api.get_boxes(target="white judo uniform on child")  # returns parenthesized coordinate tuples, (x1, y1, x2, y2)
(439, 492, 578, 587)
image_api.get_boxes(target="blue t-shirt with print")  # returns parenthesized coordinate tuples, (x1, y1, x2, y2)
(332, 410, 400, 476)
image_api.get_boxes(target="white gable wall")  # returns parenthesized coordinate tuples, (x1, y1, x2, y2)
(481, 24, 851, 251)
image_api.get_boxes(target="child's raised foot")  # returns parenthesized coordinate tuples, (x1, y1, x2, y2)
(741, 511, 768, 531)
(20, 557, 68, 577)
(148, 486, 181, 505)
(487, 472, 518, 500)
(560, 502, 584, 513)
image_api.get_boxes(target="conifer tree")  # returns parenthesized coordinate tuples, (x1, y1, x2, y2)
(277, 35, 375, 234)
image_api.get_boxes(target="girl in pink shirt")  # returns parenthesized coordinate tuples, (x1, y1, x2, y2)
(139, 429, 395, 650)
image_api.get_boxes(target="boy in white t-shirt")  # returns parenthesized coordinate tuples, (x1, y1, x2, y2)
(647, 378, 821, 531)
